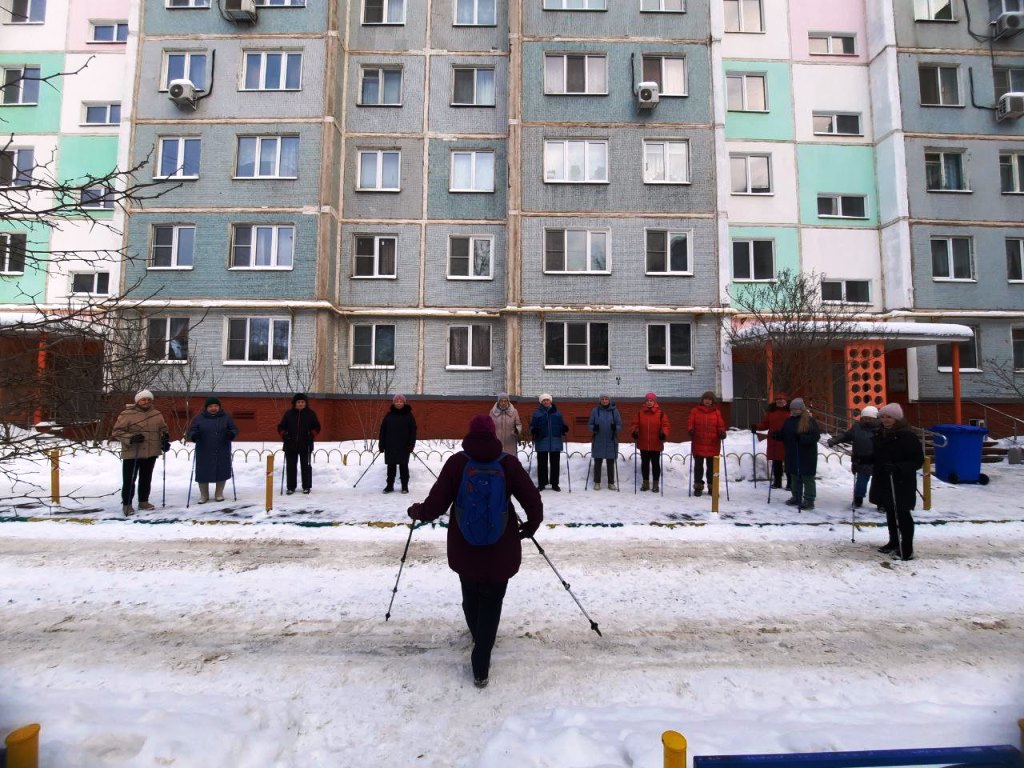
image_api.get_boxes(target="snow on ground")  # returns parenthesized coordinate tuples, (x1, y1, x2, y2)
(1, 432, 1022, 767)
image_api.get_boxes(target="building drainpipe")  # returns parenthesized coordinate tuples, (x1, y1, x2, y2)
(952, 343, 962, 425)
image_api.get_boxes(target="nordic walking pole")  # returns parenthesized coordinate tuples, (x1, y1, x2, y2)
(161, 450, 167, 508)
(385, 520, 422, 621)
(850, 494, 857, 543)
(412, 450, 438, 479)
(687, 453, 693, 497)
(585, 456, 592, 490)
(564, 443, 572, 493)
(889, 470, 903, 558)
(633, 443, 638, 494)
(230, 454, 237, 501)
(752, 430, 758, 489)
(353, 451, 381, 487)
(659, 451, 664, 496)
(186, 448, 196, 508)
(721, 444, 730, 501)
(279, 457, 285, 495)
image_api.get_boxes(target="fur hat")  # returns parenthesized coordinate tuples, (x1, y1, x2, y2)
(134, 389, 154, 403)
(292, 393, 308, 405)
(860, 405, 879, 419)
(497, 392, 510, 401)
(539, 393, 553, 403)
(599, 393, 610, 400)
(204, 396, 221, 408)
(644, 392, 657, 402)
(393, 393, 406, 403)
(879, 403, 904, 420)
(468, 414, 496, 435)
(789, 398, 806, 412)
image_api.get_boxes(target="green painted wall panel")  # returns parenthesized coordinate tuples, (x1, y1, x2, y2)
(727, 225, 800, 310)
(797, 144, 878, 227)
(0, 53, 64, 134)
(0, 223, 49, 304)
(723, 60, 794, 142)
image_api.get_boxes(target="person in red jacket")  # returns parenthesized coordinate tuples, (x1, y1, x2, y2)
(630, 392, 670, 492)
(687, 390, 726, 497)
(407, 414, 543, 689)
(753, 391, 791, 490)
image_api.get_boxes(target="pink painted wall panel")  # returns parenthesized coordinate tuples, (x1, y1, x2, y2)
(67, 0, 132, 51)
(789, 0, 868, 62)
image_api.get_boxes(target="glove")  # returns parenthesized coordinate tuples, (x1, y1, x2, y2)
(161, 436, 171, 453)
(562, 425, 569, 435)
(826, 439, 836, 448)
(281, 431, 290, 441)
(883, 462, 900, 474)
(592, 424, 600, 433)
(687, 429, 695, 438)
(719, 432, 727, 441)
(631, 430, 639, 440)
(750, 424, 757, 434)
(658, 432, 666, 441)
(130, 433, 145, 444)
(531, 429, 540, 440)
(407, 503, 422, 520)
(378, 443, 384, 453)
(518, 522, 533, 540)
(224, 432, 233, 443)
(407, 444, 415, 453)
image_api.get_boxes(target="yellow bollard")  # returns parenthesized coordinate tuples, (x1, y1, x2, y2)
(265, 453, 274, 512)
(342, 454, 347, 465)
(711, 455, 720, 514)
(662, 730, 687, 768)
(923, 456, 932, 510)
(5, 723, 41, 768)
(49, 449, 60, 504)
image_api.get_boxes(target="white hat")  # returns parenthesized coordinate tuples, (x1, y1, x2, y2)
(860, 405, 879, 418)
(539, 393, 553, 403)
(134, 389, 154, 403)
(879, 403, 904, 420)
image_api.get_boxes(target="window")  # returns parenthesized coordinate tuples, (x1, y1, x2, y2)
(647, 323, 692, 369)
(242, 51, 302, 91)
(0, 233, 26, 274)
(544, 229, 609, 273)
(641, 56, 687, 96)
(80, 185, 115, 209)
(151, 225, 195, 268)
(545, 322, 609, 367)
(70, 272, 110, 295)
(448, 325, 491, 369)
(913, 0, 953, 20)
(357, 149, 400, 190)
(226, 317, 290, 363)
(812, 112, 862, 136)
(544, 54, 607, 95)
(543, 0, 606, 8)
(997, 0, 1023, 13)
(641, 0, 684, 11)
(543, 139, 608, 183)
(821, 279, 871, 303)
(817, 194, 867, 218)
(919, 65, 960, 106)
(452, 67, 495, 106)
(808, 33, 855, 55)
(231, 224, 295, 269)
(936, 329, 978, 370)
(0, 148, 33, 187)
(1008, 238, 1024, 281)
(726, 73, 766, 111)
(643, 140, 689, 184)
(448, 235, 493, 279)
(147, 318, 190, 362)
(1000, 153, 1024, 194)
(724, 0, 763, 32)
(83, 102, 121, 125)
(2, 67, 40, 105)
(925, 151, 967, 191)
(363, 0, 404, 24)
(930, 236, 973, 280)
(994, 67, 1024, 99)
(354, 235, 397, 277)
(450, 150, 495, 192)
(9, 0, 45, 22)
(167, 0, 210, 7)
(90, 22, 128, 43)
(455, 0, 495, 24)
(1013, 329, 1024, 371)
(730, 154, 772, 194)
(360, 67, 402, 105)
(255, 0, 306, 5)
(732, 239, 774, 281)
(352, 324, 395, 367)
(162, 51, 207, 91)
(156, 137, 201, 179)
(236, 136, 299, 179)
(645, 230, 690, 275)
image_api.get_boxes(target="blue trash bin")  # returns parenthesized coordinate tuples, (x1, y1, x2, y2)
(930, 424, 989, 484)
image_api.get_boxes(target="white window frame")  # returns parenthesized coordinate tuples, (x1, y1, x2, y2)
(644, 229, 692, 276)
(447, 324, 492, 370)
(360, 66, 402, 106)
(994, 67, 1024, 99)
(230, 224, 295, 270)
(89, 21, 128, 43)
(450, 150, 495, 192)
(166, 0, 211, 7)
(723, 0, 763, 32)
(821, 279, 871, 304)
(161, 51, 208, 91)
(241, 50, 303, 92)
(919, 64, 961, 106)
(8, 0, 46, 23)
(641, 0, 685, 12)
(726, 72, 767, 112)
(357, 149, 401, 191)
(150, 224, 195, 269)
(82, 102, 121, 125)
(925, 150, 968, 192)
(454, 0, 496, 25)
(353, 234, 398, 278)
(2, 66, 41, 105)
(156, 137, 201, 180)
(254, 0, 306, 6)
(362, 0, 405, 25)
(225, 317, 291, 365)
(544, 227, 606, 274)
(1008, 238, 1024, 283)
(641, 55, 687, 96)
(350, 323, 396, 368)
(69, 271, 110, 295)
(0, 147, 33, 187)
(146, 317, 190, 363)
(807, 32, 856, 56)
(913, 0, 955, 20)
(812, 112, 862, 136)
(0, 233, 27, 275)
(730, 153, 772, 195)
(817, 194, 868, 219)
(1000, 152, 1024, 194)
(732, 239, 775, 282)
(235, 135, 299, 179)
(543, 54, 608, 95)
(647, 322, 693, 370)
(452, 67, 495, 106)
(448, 235, 494, 280)
(643, 140, 689, 184)
(936, 328, 980, 372)
(544, 321, 610, 369)
(930, 236, 974, 282)
(543, 0, 607, 9)
(80, 185, 115, 210)
(543, 139, 608, 183)
(1013, 328, 1024, 372)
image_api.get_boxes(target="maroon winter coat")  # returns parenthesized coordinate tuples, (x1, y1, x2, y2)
(408, 431, 543, 583)
(687, 404, 726, 457)
(755, 404, 789, 461)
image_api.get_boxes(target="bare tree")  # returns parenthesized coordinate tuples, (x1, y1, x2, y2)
(255, 348, 323, 419)
(339, 366, 397, 451)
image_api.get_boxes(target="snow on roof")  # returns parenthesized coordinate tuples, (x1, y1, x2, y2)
(734, 320, 974, 349)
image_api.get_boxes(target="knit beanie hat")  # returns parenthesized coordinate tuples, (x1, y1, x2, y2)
(539, 393, 553, 403)
(599, 393, 610, 400)
(204, 396, 221, 408)
(644, 392, 657, 401)
(292, 393, 308, 405)
(468, 414, 497, 435)
(393, 393, 406, 403)
(497, 392, 510, 401)
(860, 405, 879, 418)
(879, 403, 904, 420)
(789, 398, 805, 412)
(134, 389, 154, 403)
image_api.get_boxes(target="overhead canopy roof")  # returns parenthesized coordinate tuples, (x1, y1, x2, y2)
(732, 321, 974, 350)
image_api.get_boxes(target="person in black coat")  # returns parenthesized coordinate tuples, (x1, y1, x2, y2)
(187, 396, 239, 503)
(277, 393, 322, 495)
(870, 403, 925, 561)
(827, 405, 880, 507)
(379, 394, 417, 494)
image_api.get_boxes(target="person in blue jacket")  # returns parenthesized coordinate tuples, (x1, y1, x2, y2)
(775, 398, 821, 511)
(187, 396, 239, 503)
(587, 394, 622, 490)
(530, 393, 568, 491)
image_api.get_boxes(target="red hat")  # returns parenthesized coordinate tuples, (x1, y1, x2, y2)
(468, 414, 496, 435)
(775, 392, 788, 401)
(644, 392, 657, 401)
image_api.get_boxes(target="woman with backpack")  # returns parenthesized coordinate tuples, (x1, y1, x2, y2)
(630, 393, 670, 492)
(587, 394, 622, 490)
(776, 398, 821, 510)
(529, 393, 568, 491)
(687, 391, 726, 498)
(870, 403, 924, 561)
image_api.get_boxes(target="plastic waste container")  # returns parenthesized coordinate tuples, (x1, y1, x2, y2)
(930, 424, 989, 485)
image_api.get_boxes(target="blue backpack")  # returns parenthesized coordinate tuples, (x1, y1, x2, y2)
(454, 451, 508, 546)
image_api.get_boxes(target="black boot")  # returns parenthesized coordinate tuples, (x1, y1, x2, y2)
(383, 485, 394, 494)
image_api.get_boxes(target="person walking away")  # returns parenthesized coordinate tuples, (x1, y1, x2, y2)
(379, 394, 417, 494)
(588, 394, 622, 490)
(827, 405, 879, 507)
(529, 393, 568, 491)
(870, 403, 924, 561)
(753, 392, 790, 490)
(489, 393, 523, 457)
(776, 398, 820, 510)
(630, 393, 670, 492)
(277, 393, 322, 495)
(187, 396, 239, 503)
(407, 414, 543, 688)
(688, 391, 726, 497)
(111, 389, 170, 515)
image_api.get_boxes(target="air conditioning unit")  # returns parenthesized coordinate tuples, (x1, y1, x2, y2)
(224, 0, 258, 22)
(994, 11, 1024, 39)
(637, 81, 660, 110)
(168, 78, 198, 108)
(996, 91, 1024, 121)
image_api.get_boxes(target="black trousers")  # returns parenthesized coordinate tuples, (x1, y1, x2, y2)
(386, 460, 409, 489)
(884, 505, 915, 558)
(536, 451, 560, 488)
(693, 455, 714, 487)
(593, 458, 615, 484)
(640, 450, 661, 483)
(460, 576, 508, 680)
(771, 459, 786, 488)
(285, 447, 313, 491)
(121, 456, 158, 505)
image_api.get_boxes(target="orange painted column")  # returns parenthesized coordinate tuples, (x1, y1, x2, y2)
(845, 342, 886, 415)
(33, 332, 48, 425)
(952, 343, 962, 424)
(765, 341, 774, 401)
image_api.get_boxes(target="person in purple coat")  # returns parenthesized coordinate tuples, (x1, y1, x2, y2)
(407, 414, 543, 689)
